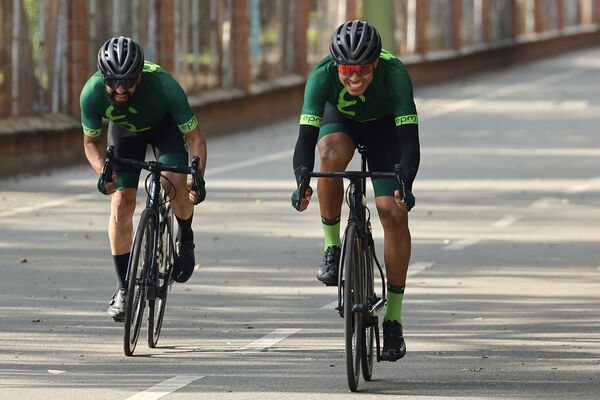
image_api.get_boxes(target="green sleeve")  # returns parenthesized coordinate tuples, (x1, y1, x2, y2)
(162, 74, 198, 133)
(299, 66, 333, 128)
(79, 75, 105, 137)
(391, 66, 418, 127)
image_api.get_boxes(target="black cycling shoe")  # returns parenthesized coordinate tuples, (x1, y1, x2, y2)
(381, 320, 406, 361)
(317, 246, 341, 286)
(107, 288, 127, 322)
(173, 241, 196, 283)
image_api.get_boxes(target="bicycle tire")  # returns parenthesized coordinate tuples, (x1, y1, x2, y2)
(343, 224, 365, 392)
(361, 242, 376, 381)
(148, 204, 174, 347)
(124, 209, 156, 356)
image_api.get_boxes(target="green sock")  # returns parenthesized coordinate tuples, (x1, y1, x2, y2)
(384, 285, 405, 323)
(322, 216, 341, 250)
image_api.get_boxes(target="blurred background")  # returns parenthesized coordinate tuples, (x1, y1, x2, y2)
(0, 0, 599, 175)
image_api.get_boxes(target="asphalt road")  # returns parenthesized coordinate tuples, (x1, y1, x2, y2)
(1, 47, 599, 399)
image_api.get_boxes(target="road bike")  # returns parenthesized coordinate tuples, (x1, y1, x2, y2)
(298, 145, 405, 391)
(101, 145, 202, 356)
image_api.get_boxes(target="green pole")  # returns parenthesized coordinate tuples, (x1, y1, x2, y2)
(363, 0, 395, 52)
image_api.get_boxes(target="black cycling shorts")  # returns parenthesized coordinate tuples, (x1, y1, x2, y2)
(108, 115, 189, 189)
(318, 102, 400, 197)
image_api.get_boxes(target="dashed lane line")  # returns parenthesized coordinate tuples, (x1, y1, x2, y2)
(490, 214, 521, 228)
(443, 238, 480, 251)
(0, 193, 95, 218)
(124, 375, 205, 400)
(236, 328, 302, 353)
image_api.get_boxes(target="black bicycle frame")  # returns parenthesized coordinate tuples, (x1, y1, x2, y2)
(297, 147, 405, 320)
(101, 145, 201, 297)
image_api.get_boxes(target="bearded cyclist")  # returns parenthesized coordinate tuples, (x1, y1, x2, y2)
(80, 36, 207, 321)
(291, 21, 420, 361)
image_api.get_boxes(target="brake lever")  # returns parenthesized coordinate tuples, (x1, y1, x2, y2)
(393, 163, 406, 203)
(101, 145, 115, 183)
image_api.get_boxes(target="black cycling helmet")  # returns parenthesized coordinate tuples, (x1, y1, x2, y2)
(329, 20, 382, 65)
(97, 36, 144, 79)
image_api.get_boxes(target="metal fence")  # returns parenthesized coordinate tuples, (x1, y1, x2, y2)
(1, 0, 599, 119)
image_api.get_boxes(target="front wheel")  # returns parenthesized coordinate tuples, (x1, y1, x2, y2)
(124, 209, 156, 356)
(148, 204, 174, 348)
(343, 224, 365, 392)
(362, 244, 376, 381)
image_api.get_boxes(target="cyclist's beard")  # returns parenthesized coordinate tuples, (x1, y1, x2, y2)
(108, 92, 133, 113)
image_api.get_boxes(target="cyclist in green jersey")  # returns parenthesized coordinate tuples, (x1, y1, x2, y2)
(291, 21, 420, 361)
(80, 36, 207, 321)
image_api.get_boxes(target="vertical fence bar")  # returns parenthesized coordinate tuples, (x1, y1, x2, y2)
(451, 0, 462, 51)
(210, 0, 218, 86)
(60, 0, 68, 112)
(53, 0, 66, 112)
(222, 0, 233, 88)
(11, 0, 20, 116)
(89, 0, 97, 71)
(112, 0, 118, 34)
(192, 0, 200, 87)
(132, 0, 139, 38)
(278, 0, 285, 76)
(474, 0, 483, 43)
(148, 0, 157, 61)
(286, 0, 296, 74)
(406, 0, 417, 54)
(182, 0, 190, 86)
(39, 0, 46, 112)
(174, 0, 180, 79)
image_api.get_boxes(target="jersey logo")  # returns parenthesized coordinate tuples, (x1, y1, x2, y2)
(105, 106, 151, 132)
(178, 115, 198, 133)
(299, 114, 322, 127)
(395, 114, 418, 126)
(336, 88, 366, 117)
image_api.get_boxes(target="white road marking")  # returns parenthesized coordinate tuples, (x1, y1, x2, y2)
(443, 239, 480, 250)
(530, 197, 569, 208)
(236, 328, 301, 353)
(124, 375, 204, 400)
(205, 150, 293, 177)
(490, 214, 521, 228)
(0, 193, 94, 218)
(566, 176, 600, 193)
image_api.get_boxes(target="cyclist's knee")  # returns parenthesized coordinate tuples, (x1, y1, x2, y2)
(110, 189, 136, 220)
(162, 171, 186, 186)
(377, 199, 408, 230)
(318, 136, 353, 169)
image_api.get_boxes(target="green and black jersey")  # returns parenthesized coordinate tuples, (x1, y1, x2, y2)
(300, 49, 418, 129)
(80, 61, 198, 137)
(293, 49, 420, 197)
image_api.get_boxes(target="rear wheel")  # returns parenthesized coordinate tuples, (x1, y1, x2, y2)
(343, 224, 365, 392)
(124, 209, 156, 356)
(148, 205, 174, 348)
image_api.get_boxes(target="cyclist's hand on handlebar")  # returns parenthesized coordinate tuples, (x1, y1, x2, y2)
(97, 171, 118, 195)
(291, 186, 312, 212)
(187, 178, 206, 205)
(394, 188, 415, 212)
